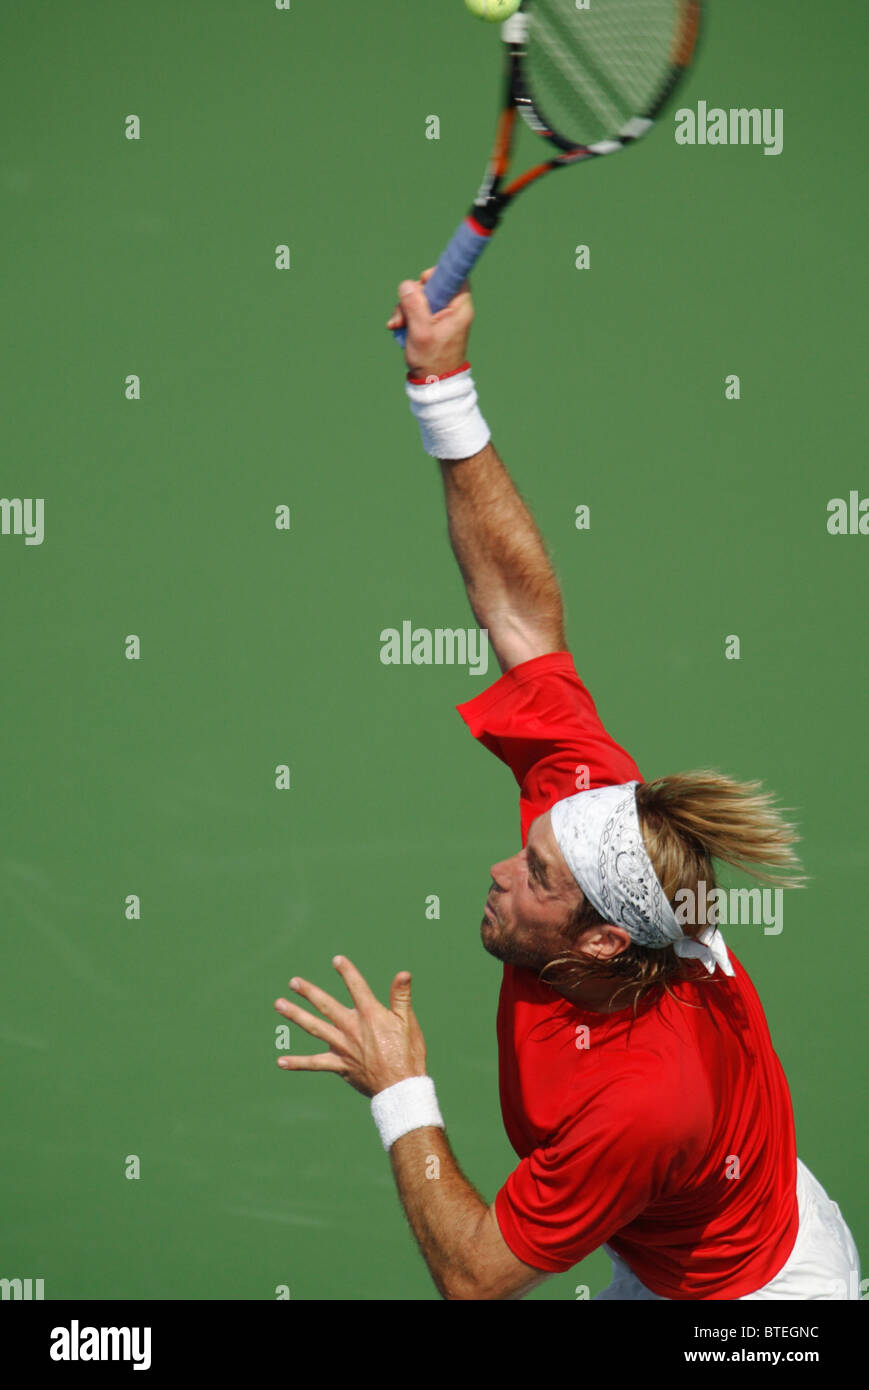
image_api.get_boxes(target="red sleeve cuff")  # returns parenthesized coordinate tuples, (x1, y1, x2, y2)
(455, 651, 578, 734)
(494, 1184, 576, 1274)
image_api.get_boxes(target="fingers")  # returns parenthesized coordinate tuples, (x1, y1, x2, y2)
(385, 265, 472, 332)
(396, 278, 434, 338)
(389, 970, 413, 1020)
(332, 954, 378, 1013)
(386, 268, 438, 330)
(274, 996, 345, 1052)
(276, 1051, 346, 1075)
(285, 975, 353, 1029)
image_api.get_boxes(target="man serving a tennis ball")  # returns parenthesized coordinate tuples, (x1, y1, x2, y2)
(272, 274, 860, 1301)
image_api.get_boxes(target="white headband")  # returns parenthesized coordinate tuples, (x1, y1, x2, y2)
(549, 782, 734, 977)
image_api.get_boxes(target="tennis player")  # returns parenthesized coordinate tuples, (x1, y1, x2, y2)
(272, 274, 861, 1301)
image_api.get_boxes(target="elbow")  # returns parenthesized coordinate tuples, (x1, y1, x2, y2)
(441, 1280, 487, 1301)
(486, 616, 568, 675)
(439, 1267, 496, 1301)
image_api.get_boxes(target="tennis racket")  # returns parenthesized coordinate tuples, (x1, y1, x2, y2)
(393, 0, 701, 346)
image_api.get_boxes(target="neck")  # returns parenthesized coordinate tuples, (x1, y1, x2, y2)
(549, 974, 634, 1014)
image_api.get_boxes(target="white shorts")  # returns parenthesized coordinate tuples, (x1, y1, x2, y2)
(595, 1159, 861, 1301)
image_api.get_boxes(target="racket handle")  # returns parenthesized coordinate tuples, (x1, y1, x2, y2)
(393, 217, 492, 348)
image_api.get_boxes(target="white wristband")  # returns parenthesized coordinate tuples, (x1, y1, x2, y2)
(406, 365, 491, 460)
(370, 1075, 445, 1152)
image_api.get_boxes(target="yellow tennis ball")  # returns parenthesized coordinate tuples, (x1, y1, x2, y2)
(464, 0, 521, 22)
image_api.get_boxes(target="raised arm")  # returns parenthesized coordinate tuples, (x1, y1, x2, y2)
(387, 275, 566, 675)
(437, 442, 566, 675)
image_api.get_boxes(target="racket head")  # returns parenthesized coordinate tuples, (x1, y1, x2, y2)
(512, 0, 701, 157)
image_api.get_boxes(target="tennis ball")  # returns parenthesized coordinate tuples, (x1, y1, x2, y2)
(464, 0, 521, 22)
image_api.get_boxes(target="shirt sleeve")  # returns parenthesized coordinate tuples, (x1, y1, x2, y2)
(456, 651, 642, 840)
(494, 1079, 686, 1273)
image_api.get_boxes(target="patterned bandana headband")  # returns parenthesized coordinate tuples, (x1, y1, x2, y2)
(549, 782, 734, 977)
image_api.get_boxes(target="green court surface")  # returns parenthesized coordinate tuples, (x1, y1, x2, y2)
(1, 0, 865, 1300)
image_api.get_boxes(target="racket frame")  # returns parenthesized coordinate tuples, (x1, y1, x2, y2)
(393, 0, 701, 345)
(471, 0, 702, 232)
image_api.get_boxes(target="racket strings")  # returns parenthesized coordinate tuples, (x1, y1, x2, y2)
(525, 0, 685, 147)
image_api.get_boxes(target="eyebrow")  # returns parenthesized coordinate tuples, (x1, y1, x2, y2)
(527, 846, 551, 888)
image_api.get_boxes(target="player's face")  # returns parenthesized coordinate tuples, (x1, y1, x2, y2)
(482, 812, 584, 972)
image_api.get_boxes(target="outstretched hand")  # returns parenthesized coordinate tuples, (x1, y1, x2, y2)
(274, 955, 428, 1098)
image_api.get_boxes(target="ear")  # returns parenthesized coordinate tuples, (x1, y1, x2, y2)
(579, 924, 632, 962)
(601, 926, 632, 961)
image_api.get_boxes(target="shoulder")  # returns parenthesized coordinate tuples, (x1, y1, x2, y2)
(580, 1000, 717, 1140)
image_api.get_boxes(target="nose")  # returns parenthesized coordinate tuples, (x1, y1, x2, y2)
(489, 854, 516, 889)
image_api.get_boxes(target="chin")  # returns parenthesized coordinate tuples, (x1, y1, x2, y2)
(481, 917, 511, 961)
(481, 918, 538, 971)
(481, 917, 499, 953)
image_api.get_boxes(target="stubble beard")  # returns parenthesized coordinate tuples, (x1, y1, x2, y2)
(481, 908, 554, 974)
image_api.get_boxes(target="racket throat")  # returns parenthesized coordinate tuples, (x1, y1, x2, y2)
(471, 157, 511, 229)
(468, 195, 502, 233)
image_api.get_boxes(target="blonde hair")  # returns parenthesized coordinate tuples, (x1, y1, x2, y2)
(539, 770, 807, 1013)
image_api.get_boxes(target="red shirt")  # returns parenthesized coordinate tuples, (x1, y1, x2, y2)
(456, 651, 799, 1300)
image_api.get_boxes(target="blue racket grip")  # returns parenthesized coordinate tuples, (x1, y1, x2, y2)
(393, 217, 492, 348)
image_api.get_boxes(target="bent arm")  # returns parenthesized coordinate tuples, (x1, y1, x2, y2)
(389, 1124, 551, 1301)
(439, 440, 566, 674)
